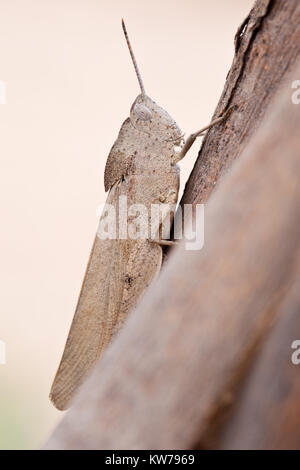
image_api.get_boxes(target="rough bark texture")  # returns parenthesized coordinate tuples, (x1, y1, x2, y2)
(216, 277, 300, 450)
(44, 59, 300, 449)
(180, 0, 300, 207)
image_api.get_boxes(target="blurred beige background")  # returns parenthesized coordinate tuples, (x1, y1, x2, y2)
(0, 0, 253, 449)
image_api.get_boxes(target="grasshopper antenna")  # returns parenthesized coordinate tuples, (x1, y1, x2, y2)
(122, 19, 146, 96)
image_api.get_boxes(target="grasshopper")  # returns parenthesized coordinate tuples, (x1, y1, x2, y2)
(50, 20, 231, 410)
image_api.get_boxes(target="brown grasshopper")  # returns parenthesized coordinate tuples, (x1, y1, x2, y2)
(50, 19, 231, 410)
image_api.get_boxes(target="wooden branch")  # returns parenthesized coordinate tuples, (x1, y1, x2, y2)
(44, 61, 300, 449)
(216, 276, 300, 450)
(180, 0, 300, 207)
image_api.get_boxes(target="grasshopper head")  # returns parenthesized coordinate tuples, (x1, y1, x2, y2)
(122, 20, 183, 144)
(130, 94, 182, 143)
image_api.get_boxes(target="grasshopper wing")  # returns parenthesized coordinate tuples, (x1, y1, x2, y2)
(50, 183, 162, 410)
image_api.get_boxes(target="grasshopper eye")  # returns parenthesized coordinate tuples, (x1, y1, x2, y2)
(132, 103, 152, 121)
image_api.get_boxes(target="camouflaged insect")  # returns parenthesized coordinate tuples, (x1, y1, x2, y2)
(50, 19, 230, 410)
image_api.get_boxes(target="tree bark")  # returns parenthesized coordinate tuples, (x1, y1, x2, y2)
(216, 278, 300, 450)
(44, 57, 300, 449)
(180, 0, 300, 207)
